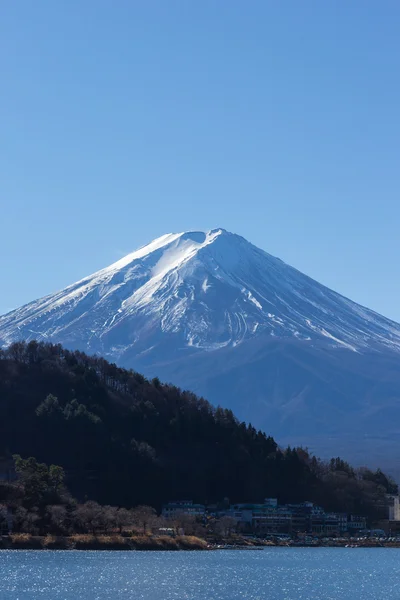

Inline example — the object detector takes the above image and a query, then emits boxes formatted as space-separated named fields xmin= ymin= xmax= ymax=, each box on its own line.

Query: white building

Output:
xmin=386 ymin=495 xmax=400 ymax=521
xmin=162 ymin=501 xmax=205 ymax=519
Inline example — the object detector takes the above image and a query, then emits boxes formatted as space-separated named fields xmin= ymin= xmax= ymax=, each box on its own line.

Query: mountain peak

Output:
xmin=99 ymin=228 xmax=239 ymax=285
xmin=1 ymin=229 xmax=400 ymax=360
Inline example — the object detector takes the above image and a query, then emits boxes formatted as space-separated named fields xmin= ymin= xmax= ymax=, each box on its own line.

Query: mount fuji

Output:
xmin=2 ymin=228 xmax=400 ymax=467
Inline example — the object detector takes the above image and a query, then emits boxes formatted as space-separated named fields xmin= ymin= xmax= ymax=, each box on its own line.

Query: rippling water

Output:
xmin=1 ymin=548 xmax=400 ymax=599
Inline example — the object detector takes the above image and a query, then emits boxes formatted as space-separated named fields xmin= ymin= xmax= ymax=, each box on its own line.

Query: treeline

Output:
xmin=2 ymin=455 xmax=153 ymax=535
xmin=0 ymin=455 xmax=225 ymax=539
xmin=0 ymin=341 xmax=397 ymax=521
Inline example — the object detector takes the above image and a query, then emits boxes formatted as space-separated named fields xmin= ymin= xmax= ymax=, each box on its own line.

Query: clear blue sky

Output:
xmin=2 ymin=1 xmax=400 ymax=320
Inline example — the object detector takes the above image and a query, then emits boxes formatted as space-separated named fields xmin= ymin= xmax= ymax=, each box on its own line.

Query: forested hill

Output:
xmin=0 ymin=341 xmax=396 ymax=518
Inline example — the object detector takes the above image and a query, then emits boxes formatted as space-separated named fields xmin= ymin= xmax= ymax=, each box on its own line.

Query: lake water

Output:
xmin=1 ymin=548 xmax=400 ymax=599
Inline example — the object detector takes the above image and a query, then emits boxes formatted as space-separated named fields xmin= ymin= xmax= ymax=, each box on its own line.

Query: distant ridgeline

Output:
xmin=0 ymin=341 xmax=397 ymax=520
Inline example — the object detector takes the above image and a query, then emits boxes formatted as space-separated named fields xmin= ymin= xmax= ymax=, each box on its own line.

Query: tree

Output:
xmin=13 ymin=455 xmax=50 ymax=508
xmin=216 ymin=516 xmax=237 ymax=537
xmin=49 ymin=465 xmax=65 ymax=494
xmin=36 ymin=394 xmax=61 ymax=418
xmin=0 ymin=504 xmax=7 ymax=532
xmin=14 ymin=506 xmax=40 ymax=534
xmin=131 ymin=505 xmax=157 ymax=534
xmin=74 ymin=501 xmax=105 ymax=534
xmin=13 ymin=455 xmax=66 ymax=508
xmin=113 ymin=507 xmax=134 ymax=534
xmin=46 ymin=504 xmax=68 ymax=533
xmin=360 ymin=468 xmax=398 ymax=495
xmin=169 ymin=513 xmax=195 ymax=535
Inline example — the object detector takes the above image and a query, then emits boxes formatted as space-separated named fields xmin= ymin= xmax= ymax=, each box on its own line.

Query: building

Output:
xmin=221 ymin=499 xmax=292 ymax=534
xmin=347 ymin=515 xmax=367 ymax=534
xmin=162 ymin=501 xmax=205 ymax=519
xmin=286 ymin=502 xmax=315 ymax=534
xmin=329 ymin=513 xmax=348 ymax=534
xmin=219 ymin=499 xmax=345 ymax=536
xmin=240 ymin=501 xmax=354 ymax=536
xmin=253 ymin=508 xmax=292 ymax=534
xmin=310 ymin=513 xmax=343 ymax=536
xmin=386 ymin=495 xmax=400 ymax=521
xmin=157 ymin=527 xmax=175 ymax=536
xmin=376 ymin=520 xmax=400 ymax=535
xmin=165 ymin=497 xmax=370 ymax=537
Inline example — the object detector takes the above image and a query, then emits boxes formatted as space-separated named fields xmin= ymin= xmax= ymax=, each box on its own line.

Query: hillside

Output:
xmin=0 ymin=341 xmax=396 ymax=520
xmin=1 ymin=229 xmax=400 ymax=466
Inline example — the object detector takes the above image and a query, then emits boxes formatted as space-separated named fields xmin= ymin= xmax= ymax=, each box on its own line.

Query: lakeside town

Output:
xmin=161 ymin=495 xmax=400 ymax=543
xmin=2 ymin=454 xmax=400 ymax=549
xmin=3 ymin=452 xmax=400 ymax=550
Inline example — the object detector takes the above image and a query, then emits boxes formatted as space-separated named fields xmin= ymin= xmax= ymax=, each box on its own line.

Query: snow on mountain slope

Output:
xmin=1 ymin=228 xmax=400 ymax=361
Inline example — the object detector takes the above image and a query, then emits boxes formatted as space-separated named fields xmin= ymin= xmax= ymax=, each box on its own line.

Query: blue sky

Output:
xmin=1 ymin=1 xmax=400 ymax=320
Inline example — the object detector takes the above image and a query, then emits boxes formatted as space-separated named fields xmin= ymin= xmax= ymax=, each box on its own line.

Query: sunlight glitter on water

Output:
xmin=1 ymin=548 xmax=400 ymax=600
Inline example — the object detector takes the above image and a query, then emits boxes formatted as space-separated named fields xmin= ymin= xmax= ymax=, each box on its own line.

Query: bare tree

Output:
xmin=46 ymin=505 xmax=68 ymax=533
xmin=74 ymin=501 xmax=105 ymax=534
xmin=173 ymin=513 xmax=196 ymax=535
xmin=216 ymin=516 xmax=237 ymax=538
xmin=131 ymin=505 xmax=157 ymax=534
xmin=103 ymin=506 xmax=134 ymax=533
xmin=166 ymin=513 xmax=206 ymax=537
xmin=14 ymin=506 xmax=40 ymax=534
xmin=0 ymin=504 xmax=7 ymax=533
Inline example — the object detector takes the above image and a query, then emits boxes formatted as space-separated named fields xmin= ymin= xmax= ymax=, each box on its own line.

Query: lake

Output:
xmin=1 ymin=548 xmax=399 ymax=599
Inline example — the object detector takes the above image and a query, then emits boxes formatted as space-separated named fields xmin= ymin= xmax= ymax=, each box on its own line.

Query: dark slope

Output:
xmin=1 ymin=341 xmax=396 ymax=518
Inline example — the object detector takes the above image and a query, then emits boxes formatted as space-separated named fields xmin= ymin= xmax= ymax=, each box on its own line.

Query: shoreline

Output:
xmin=2 ymin=535 xmax=400 ymax=551
xmin=0 ymin=534 xmax=208 ymax=551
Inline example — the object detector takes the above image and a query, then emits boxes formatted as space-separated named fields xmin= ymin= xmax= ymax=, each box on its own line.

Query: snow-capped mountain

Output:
xmin=1 ymin=228 xmax=400 ymax=356
xmin=2 ymin=228 xmax=400 ymax=468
